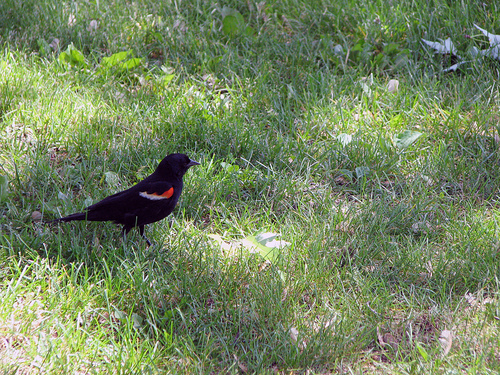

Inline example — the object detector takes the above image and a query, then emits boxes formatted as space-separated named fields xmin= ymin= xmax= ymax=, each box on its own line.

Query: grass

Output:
xmin=1 ymin=0 xmax=500 ymax=373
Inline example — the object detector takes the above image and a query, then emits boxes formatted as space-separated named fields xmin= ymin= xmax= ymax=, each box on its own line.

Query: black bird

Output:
xmin=51 ymin=153 xmax=200 ymax=245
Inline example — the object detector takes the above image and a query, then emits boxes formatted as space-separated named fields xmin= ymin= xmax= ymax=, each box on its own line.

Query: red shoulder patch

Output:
xmin=139 ymin=187 xmax=174 ymax=200
xmin=159 ymin=187 xmax=174 ymax=198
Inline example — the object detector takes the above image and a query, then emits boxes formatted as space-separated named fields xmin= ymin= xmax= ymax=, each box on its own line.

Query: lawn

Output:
xmin=1 ymin=0 xmax=500 ymax=373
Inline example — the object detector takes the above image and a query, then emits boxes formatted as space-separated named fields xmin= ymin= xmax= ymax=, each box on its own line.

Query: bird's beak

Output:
xmin=187 ymin=159 xmax=200 ymax=167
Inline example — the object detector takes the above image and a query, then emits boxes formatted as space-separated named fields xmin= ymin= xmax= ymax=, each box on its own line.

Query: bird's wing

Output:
xmin=137 ymin=182 xmax=177 ymax=201
xmin=85 ymin=181 xmax=177 ymax=210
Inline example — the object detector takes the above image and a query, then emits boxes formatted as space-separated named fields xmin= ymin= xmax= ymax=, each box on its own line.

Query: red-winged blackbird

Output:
xmin=51 ymin=153 xmax=200 ymax=245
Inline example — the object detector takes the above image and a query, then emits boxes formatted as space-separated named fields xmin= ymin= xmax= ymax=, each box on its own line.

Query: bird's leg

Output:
xmin=138 ymin=225 xmax=152 ymax=247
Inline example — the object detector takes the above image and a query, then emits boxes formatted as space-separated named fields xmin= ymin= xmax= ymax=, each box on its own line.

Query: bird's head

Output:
xmin=156 ymin=153 xmax=200 ymax=179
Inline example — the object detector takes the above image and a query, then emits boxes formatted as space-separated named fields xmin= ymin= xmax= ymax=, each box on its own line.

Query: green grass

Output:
xmin=1 ymin=0 xmax=500 ymax=373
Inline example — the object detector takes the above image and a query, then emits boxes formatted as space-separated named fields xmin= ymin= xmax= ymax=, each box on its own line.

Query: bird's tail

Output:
xmin=49 ymin=212 xmax=87 ymax=223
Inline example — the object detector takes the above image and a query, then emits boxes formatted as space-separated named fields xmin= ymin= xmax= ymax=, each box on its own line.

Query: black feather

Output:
xmin=50 ymin=153 xmax=200 ymax=245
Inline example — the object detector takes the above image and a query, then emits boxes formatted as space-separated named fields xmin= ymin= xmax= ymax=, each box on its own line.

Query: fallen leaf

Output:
xmin=68 ymin=14 xmax=76 ymax=27
xmin=290 ymin=327 xmax=299 ymax=343
xmin=333 ymin=44 xmax=344 ymax=55
xmin=113 ymin=309 xmax=127 ymax=321
xmin=254 ymin=232 xmax=290 ymax=248
xmin=387 ymin=79 xmax=399 ymax=93
xmin=442 ymin=61 xmax=469 ymax=72
xmin=394 ymin=130 xmax=423 ymax=150
xmin=377 ymin=326 xmax=399 ymax=351
xmin=49 ymin=38 xmax=60 ymax=51
xmin=411 ymin=221 xmax=432 ymax=234
xmin=208 ymin=234 xmax=236 ymax=252
xmin=87 ymin=20 xmax=98 ymax=32
xmin=474 ymin=24 xmax=500 ymax=60
xmin=464 ymin=293 xmax=476 ymax=306
xmin=422 ymin=38 xmax=459 ymax=56
xmin=438 ymin=330 xmax=453 ymax=356
xmin=355 ymin=166 xmax=370 ymax=179
xmin=289 ymin=327 xmax=306 ymax=350
xmin=132 ymin=313 xmax=143 ymax=329
xmin=104 ymin=171 xmax=120 ymax=187
xmin=31 ymin=211 xmax=42 ymax=221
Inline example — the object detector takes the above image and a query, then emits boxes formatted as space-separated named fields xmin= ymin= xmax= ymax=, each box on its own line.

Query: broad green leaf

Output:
xmin=394 ymin=130 xmax=423 ymax=150
xmin=102 ymin=51 xmax=130 ymax=67
xmin=242 ymin=235 xmax=279 ymax=263
xmin=0 ymin=175 xmax=8 ymax=202
xmin=70 ymin=48 xmax=85 ymax=64
xmin=162 ymin=74 xmax=175 ymax=85
xmin=222 ymin=15 xmax=240 ymax=36
xmin=383 ymin=42 xmax=400 ymax=55
xmin=58 ymin=44 xmax=87 ymax=68
xmin=221 ymin=7 xmax=246 ymax=37
xmin=132 ymin=313 xmax=143 ymax=329
xmin=255 ymin=232 xmax=278 ymax=245
xmin=244 ymin=26 xmax=255 ymax=36
xmin=221 ymin=6 xmax=245 ymax=22
xmin=242 ymin=232 xmax=290 ymax=263
xmin=255 ymin=232 xmax=290 ymax=248
xmin=58 ymin=51 xmax=70 ymax=63
xmin=221 ymin=162 xmax=240 ymax=173
xmin=37 ymin=39 xmax=51 ymax=56
xmin=121 ymin=57 xmax=143 ymax=70
xmin=114 ymin=309 xmax=127 ymax=320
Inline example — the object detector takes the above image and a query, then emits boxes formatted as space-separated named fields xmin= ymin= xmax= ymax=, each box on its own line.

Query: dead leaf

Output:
xmin=289 ymin=327 xmax=299 ymax=343
xmin=438 ymin=330 xmax=453 ymax=356
xmin=377 ymin=326 xmax=399 ymax=351
xmin=411 ymin=221 xmax=432 ymax=234
xmin=422 ymin=38 xmax=459 ymax=56
xmin=464 ymin=293 xmax=476 ymax=306
xmin=68 ymin=14 xmax=76 ymax=27
xmin=87 ymin=20 xmax=98 ymax=32
xmin=31 ymin=211 xmax=42 ymax=221
xmin=49 ymin=38 xmax=60 ymax=52
xmin=474 ymin=24 xmax=500 ymax=60
xmin=289 ymin=327 xmax=306 ymax=350
xmin=387 ymin=79 xmax=399 ymax=93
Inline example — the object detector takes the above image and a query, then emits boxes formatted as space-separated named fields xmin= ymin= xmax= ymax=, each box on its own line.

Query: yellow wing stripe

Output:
xmin=139 ymin=187 xmax=174 ymax=200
